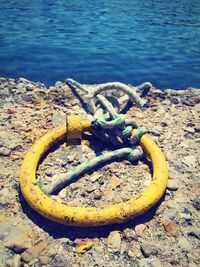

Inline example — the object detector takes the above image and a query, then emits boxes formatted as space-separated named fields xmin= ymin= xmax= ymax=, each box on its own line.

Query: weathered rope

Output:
xmin=46 ymin=146 xmax=143 ymax=194
xmin=66 ymin=78 xmax=152 ymax=109
xmin=44 ymin=79 xmax=152 ymax=194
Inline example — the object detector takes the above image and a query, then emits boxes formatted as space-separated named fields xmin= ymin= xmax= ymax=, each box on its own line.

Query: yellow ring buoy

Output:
xmin=20 ymin=118 xmax=168 ymax=227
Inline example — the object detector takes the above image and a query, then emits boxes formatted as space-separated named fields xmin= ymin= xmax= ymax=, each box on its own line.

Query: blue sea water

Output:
xmin=0 ymin=0 xmax=200 ymax=89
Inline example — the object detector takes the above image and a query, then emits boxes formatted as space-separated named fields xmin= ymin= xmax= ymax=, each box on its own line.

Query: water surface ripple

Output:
xmin=0 ymin=0 xmax=200 ymax=89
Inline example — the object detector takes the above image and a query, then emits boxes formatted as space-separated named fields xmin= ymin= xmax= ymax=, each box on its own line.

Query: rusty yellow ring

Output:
xmin=20 ymin=120 xmax=168 ymax=227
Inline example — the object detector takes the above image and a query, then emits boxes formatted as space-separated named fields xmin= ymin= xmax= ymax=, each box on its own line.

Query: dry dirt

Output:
xmin=0 ymin=77 xmax=199 ymax=267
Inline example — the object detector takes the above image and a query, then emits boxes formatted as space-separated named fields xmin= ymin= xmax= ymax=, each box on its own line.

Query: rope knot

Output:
xmin=66 ymin=79 xmax=151 ymax=148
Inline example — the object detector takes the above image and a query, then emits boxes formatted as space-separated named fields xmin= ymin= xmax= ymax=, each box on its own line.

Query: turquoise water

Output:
xmin=0 ymin=0 xmax=200 ymax=89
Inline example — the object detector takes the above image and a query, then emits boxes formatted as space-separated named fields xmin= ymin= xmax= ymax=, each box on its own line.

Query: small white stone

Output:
xmin=167 ymin=180 xmax=178 ymax=191
xmin=90 ymin=172 xmax=101 ymax=182
xmin=108 ymin=231 xmax=121 ymax=252
xmin=182 ymin=155 xmax=196 ymax=167
xmin=178 ymin=237 xmax=192 ymax=251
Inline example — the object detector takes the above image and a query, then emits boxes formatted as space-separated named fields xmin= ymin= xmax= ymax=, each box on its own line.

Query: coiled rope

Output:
xmin=46 ymin=79 xmax=152 ymax=194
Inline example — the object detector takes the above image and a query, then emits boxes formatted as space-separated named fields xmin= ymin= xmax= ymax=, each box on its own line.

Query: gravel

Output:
xmin=0 ymin=77 xmax=199 ymax=267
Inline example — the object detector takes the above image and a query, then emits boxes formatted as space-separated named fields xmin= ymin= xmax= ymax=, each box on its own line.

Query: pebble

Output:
xmin=192 ymin=197 xmax=200 ymax=210
xmin=171 ymin=97 xmax=179 ymax=104
xmin=103 ymin=188 xmax=114 ymax=200
xmin=161 ymin=262 xmax=173 ymax=267
xmin=188 ymin=228 xmax=200 ymax=239
xmin=76 ymin=240 xmax=94 ymax=254
xmin=66 ymin=146 xmax=82 ymax=163
xmin=162 ymin=208 xmax=177 ymax=220
xmin=70 ymin=181 xmax=81 ymax=191
xmin=44 ymin=169 xmax=54 ymax=176
xmin=135 ymin=224 xmax=146 ymax=237
xmin=188 ymin=263 xmax=198 ymax=267
xmin=140 ymin=243 xmax=159 ymax=258
xmin=68 ymin=199 xmax=81 ymax=206
xmin=178 ymin=237 xmax=192 ymax=251
xmin=127 ymin=249 xmax=135 ymax=258
xmin=149 ymin=258 xmax=162 ymax=267
xmin=108 ymin=231 xmax=121 ymax=252
xmin=120 ymin=241 xmax=127 ymax=255
xmin=55 ymin=81 xmax=63 ymax=87
xmin=162 ymin=220 xmax=178 ymax=236
xmin=179 ymin=208 xmax=192 ymax=221
xmin=90 ymin=172 xmax=101 ymax=182
xmin=52 ymin=111 xmax=66 ymax=127
xmin=0 ymin=188 xmax=10 ymax=201
xmin=167 ymin=179 xmax=178 ymax=191
xmin=184 ymin=127 xmax=195 ymax=134
xmin=39 ymin=255 xmax=50 ymax=265
xmin=138 ymin=258 xmax=161 ymax=267
xmin=6 ymin=254 xmax=21 ymax=267
xmin=25 ymin=84 xmax=35 ymax=91
xmin=51 ymin=254 xmax=72 ymax=267
xmin=58 ymin=189 xmax=67 ymax=199
xmin=21 ymin=241 xmax=48 ymax=263
xmin=7 ymin=108 xmax=17 ymax=114
xmin=127 ymin=243 xmax=141 ymax=258
xmin=110 ymin=176 xmax=123 ymax=188
xmin=0 ymin=131 xmax=19 ymax=150
xmin=166 ymin=200 xmax=179 ymax=209
xmin=93 ymin=193 xmax=102 ymax=200
xmin=17 ymin=85 xmax=26 ymax=94
xmin=138 ymin=259 xmax=149 ymax=267
xmin=0 ymin=222 xmax=11 ymax=240
xmin=182 ymin=155 xmax=196 ymax=167
xmin=123 ymin=228 xmax=136 ymax=240
xmin=86 ymin=185 xmax=97 ymax=193
xmin=5 ymin=231 xmax=32 ymax=253
xmin=0 ymin=147 xmax=11 ymax=156
xmin=18 ymin=77 xmax=29 ymax=83
xmin=74 ymin=238 xmax=89 ymax=247
xmin=179 ymin=212 xmax=192 ymax=221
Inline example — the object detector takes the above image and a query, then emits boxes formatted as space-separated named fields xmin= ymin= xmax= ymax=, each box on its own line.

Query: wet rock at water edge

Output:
xmin=55 ymin=81 xmax=63 ymax=87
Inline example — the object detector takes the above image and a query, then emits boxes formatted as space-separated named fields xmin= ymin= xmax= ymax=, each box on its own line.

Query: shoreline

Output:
xmin=1 ymin=76 xmax=200 ymax=91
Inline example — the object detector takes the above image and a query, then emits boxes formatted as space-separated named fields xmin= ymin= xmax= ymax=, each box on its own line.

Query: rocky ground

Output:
xmin=0 ymin=77 xmax=199 ymax=267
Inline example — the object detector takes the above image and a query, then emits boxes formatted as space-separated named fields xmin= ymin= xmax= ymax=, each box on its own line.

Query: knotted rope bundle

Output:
xmin=46 ymin=79 xmax=152 ymax=194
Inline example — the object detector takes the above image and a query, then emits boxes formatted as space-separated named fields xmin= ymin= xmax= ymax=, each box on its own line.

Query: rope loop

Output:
xmin=66 ymin=78 xmax=152 ymax=150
